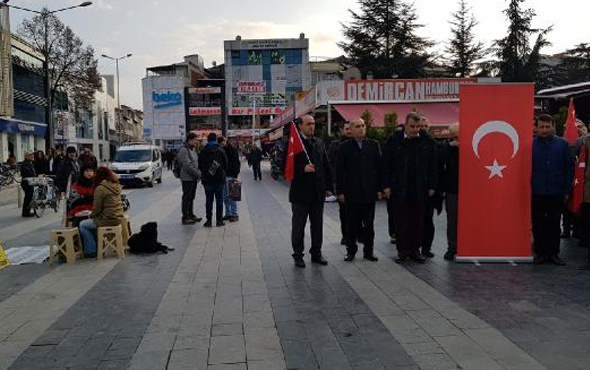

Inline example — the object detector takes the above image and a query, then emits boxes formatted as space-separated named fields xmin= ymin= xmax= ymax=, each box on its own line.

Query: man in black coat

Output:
xmin=20 ymin=151 xmax=37 ymax=217
xmin=383 ymin=112 xmax=437 ymax=264
xmin=218 ymin=136 xmax=241 ymax=222
xmin=249 ymin=145 xmax=263 ymax=181
xmin=441 ymin=123 xmax=460 ymax=260
xmin=288 ymin=114 xmax=333 ymax=268
xmin=336 ymin=118 xmax=382 ymax=262
xmin=328 ymin=122 xmax=352 ymax=245
xmin=56 ymin=146 xmax=80 ymax=195
xmin=198 ymin=132 xmax=228 ymax=227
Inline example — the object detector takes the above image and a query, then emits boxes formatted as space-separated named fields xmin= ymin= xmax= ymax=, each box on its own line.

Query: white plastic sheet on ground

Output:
xmin=5 ymin=246 xmax=49 ymax=265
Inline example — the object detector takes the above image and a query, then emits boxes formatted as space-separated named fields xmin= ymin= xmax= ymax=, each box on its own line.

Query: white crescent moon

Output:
xmin=472 ymin=121 xmax=520 ymax=159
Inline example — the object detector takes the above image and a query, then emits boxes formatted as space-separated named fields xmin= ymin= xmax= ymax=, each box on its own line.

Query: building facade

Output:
xmin=224 ymin=35 xmax=311 ymax=135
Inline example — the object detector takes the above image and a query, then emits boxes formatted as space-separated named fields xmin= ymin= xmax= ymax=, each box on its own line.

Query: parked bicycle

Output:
xmin=0 ymin=164 xmax=19 ymax=187
xmin=24 ymin=176 xmax=60 ymax=217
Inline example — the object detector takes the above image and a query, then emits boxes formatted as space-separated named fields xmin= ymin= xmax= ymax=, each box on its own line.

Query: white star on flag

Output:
xmin=485 ymin=159 xmax=507 ymax=179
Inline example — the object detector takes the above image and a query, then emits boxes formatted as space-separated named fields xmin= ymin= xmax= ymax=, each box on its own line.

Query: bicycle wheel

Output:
xmin=31 ymin=189 xmax=42 ymax=218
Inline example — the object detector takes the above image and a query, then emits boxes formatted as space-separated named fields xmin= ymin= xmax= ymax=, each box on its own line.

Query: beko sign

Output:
xmin=152 ymin=91 xmax=183 ymax=109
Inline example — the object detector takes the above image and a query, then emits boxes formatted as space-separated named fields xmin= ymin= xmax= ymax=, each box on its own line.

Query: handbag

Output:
xmin=228 ymin=179 xmax=242 ymax=201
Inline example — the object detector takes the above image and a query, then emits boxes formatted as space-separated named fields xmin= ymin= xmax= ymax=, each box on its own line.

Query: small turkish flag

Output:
xmin=568 ymin=145 xmax=587 ymax=214
xmin=284 ymin=122 xmax=305 ymax=182
xmin=563 ymin=99 xmax=578 ymax=144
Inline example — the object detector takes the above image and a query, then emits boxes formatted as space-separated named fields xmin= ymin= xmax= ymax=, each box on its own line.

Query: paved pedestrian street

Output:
xmin=1 ymin=165 xmax=589 ymax=370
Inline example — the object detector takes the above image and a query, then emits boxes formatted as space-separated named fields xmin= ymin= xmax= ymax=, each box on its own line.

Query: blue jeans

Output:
xmin=224 ymin=177 xmax=238 ymax=217
xmin=79 ymin=218 xmax=97 ymax=255
xmin=204 ymin=182 xmax=225 ymax=222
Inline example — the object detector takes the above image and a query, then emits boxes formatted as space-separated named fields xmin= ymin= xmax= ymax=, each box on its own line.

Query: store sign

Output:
xmin=189 ymin=107 xmax=222 ymax=116
xmin=229 ymin=107 xmax=283 ymax=116
xmin=227 ymin=129 xmax=270 ymax=138
xmin=237 ymin=81 xmax=266 ymax=95
xmin=152 ymin=91 xmax=183 ymax=109
xmin=191 ymin=129 xmax=222 ymax=140
xmin=17 ymin=123 xmax=34 ymax=132
xmin=317 ymin=80 xmax=345 ymax=105
xmin=295 ymin=86 xmax=317 ymax=117
xmin=271 ymin=105 xmax=295 ymax=128
xmin=188 ymin=87 xmax=221 ymax=94
xmin=345 ymin=78 xmax=476 ymax=101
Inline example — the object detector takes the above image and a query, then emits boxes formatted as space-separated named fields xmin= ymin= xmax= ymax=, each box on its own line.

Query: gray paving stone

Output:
xmin=208 ymin=335 xmax=245 ymax=365
xmin=167 ymin=348 xmax=208 ymax=370
xmin=211 ymin=323 xmax=243 ymax=337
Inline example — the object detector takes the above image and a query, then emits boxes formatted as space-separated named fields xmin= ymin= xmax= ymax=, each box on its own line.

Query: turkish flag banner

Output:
xmin=284 ymin=122 xmax=305 ymax=181
xmin=568 ymin=145 xmax=587 ymax=214
xmin=457 ymin=84 xmax=534 ymax=262
xmin=563 ymin=99 xmax=578 ymax=144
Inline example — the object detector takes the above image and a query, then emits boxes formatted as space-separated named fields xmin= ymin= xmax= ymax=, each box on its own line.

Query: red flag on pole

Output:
xmin=457 ymin=84 xmax=534 ymax=262
xmin=568 ymin=146 xmax=587 ymax=214
xmin=563 ymin=99 xmax=578 ymax=144
xmin=284 ymin=122 xmax=305 ymax=181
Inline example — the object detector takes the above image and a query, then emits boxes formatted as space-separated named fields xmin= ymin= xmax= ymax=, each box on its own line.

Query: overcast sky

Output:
xmin=7 ymin=0 xmax=590 ymax=109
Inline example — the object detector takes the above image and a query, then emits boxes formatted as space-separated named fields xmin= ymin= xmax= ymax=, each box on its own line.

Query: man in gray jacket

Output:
xmin=178 ymin=132 xmax=202 ymax=225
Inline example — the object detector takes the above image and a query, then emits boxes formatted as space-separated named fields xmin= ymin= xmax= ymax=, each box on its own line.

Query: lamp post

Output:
xmin=101 ymin=53 xmax=132 ymax=147
xmin=2 ymin=1 xmax=93 ymax=151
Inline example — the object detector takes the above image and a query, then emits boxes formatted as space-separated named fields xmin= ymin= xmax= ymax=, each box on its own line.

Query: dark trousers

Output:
xmin=253 ymin=162 xmax=262 ymax=180
xmin=291 ymin=202 xmax=324 ymax=259
xmin=338 ymin=200 xmax=348 ymax=241
xmin=581 ymin=204 xmax=590 ymax=257
xmin=562 ymin=209 xmax=574 ymax=234
xmin=386 ymin=198 xmax=396 ymax=237
xmin=22 ymin=185 xmax=33 ymax=216
xmin=532 ymin=195 xmax=564 ymax=258
xmin=394 ymin=200 xmax=426 ymax=257
xmin=421 ymin=199 xmax=435 ymax=253
xmin=181 ymin=181 xmax=198 ymax=219
xmin=445 ymin=193 xmax=458 ymax=253
xmin=346 ymin=203 xmax=376 ymax=257
xmin=204 ymin=182 xmax=225 ymax=221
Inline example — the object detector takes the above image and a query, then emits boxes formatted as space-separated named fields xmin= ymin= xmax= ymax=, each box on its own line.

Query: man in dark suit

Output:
xmin=288 ymin=114 xmax=333 ymax=268
xmin=328 ymin=122 xmax=351 ymax=245
xmin=383 ymin=112 xmax=437 ymax=264
xmin=336 ymin=118 xmax=382 ymax=262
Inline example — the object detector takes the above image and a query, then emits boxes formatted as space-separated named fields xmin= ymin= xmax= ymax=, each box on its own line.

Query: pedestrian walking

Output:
xmin=287 ymin=115 xmax=333 ymax=268
xmin=383 ymin=112 xmax=437 ymax=264
xmin=20 ymin=151 xmax=36 ymax=217
xmin=78 ymin=147 xmax=98 ymax=169
xmin=34 ymin=150 xmax=50 ymax=175
xmin=249 ymin=145 xmax=263 ymax=180
xmin=336 ymin=118 xmax=382 ymax=262
xmin=328 ymin=122 xmax=352 ymax=245
xmin=441 ymin=123 xmax=460 ymax=261
xmin=532 ymin=114 xmax=575 ymax=265
xmin=49 ymin=148 xmax=64 ymax=175
xmin=218 ymin=137 xmax=240 ymax=222
xmin=56 ymin=146 xmax=80 ymax=195
xmin=198 ymin=132 xmax=228 ymax=227
xmin=177 ymin=132 xmax=202 ymax=225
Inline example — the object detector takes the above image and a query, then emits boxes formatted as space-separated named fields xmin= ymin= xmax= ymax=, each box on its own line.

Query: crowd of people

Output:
xmin=285 ymin=112 xmax=590 ymax=269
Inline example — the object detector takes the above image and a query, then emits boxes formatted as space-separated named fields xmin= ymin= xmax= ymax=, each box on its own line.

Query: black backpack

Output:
xmin=172 ymin=157 xmax=181 ymax=178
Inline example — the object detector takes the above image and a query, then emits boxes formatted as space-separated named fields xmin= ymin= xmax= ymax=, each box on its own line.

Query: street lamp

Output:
xmin=1 ymin=1 xmax=93 ymax=151
xmin=101 ymin=53 xmax=132 ymax=146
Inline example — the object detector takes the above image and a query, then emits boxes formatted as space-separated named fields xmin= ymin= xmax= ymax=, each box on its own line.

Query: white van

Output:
xmin=111 ymin=143 xmax=163 ymax=187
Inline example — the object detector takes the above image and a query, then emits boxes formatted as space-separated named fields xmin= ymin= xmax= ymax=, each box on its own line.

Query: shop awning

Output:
xmin=333 ymin=102 xmax=460 ymax=126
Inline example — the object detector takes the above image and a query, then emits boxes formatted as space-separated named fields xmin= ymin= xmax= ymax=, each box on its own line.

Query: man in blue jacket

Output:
xmin=532 ymin=114 xmax=575 ymax=265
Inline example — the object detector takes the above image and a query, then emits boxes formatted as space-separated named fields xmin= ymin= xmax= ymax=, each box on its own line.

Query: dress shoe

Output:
xmin=294 ymin=259 xmax=306 ymax=268
xmin=344 ymin=254 xmax=355 ymax=262
xmin=363 ymin=255 xmax=378 ymax=262
xmin=311 ymin=256 xmax=328 ymax=265
xmin=222 ymin=215 xmax=232 ymax=221
xmin=549 ymin=255 xmax=566 ymax=266
xmin=203 ymin=220 xmax=212 ymax=228
xmin=229 ymin=216 xmax=239 ymax=222
xmin=340 ymin=238 xmax=347 ymax=245
xmin=395 ymin=255 xmax=408 ymax=264
xmin=533 ymin=256 xmax=546 ymax=265
xmin=216 ymin=221 xmax=225 ymax=227
xmin=443 ymin=251 xmax=455 ymax=261
xmin=182 ymin=218 xmax=196 ymax=225
xmin=422 ymin=251 xmax=435 ymax=258
xmin=190 ymin=215 xmax=202 ymax=222
xmin=410 ymin=253 xmax=426 ymax=264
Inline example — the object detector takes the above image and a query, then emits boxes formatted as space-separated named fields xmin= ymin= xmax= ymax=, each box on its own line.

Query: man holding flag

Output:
xmin=285 ymin=114 xmax=333 ymax=268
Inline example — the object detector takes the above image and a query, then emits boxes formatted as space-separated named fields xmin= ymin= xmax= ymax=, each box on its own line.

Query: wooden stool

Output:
xmin=97 ymin=225 xmax=125 ymax=260
xmin=49 ymin=228 xmax=84 ymax=265
xmin=121 ymin=215 xmax=132 ymax=247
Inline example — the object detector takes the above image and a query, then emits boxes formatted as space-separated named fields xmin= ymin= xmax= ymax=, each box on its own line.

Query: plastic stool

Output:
xmin=97 ymin=225 xmax=125 ymax=260
xmin=49 ymin=228 xmax=84 ymax=264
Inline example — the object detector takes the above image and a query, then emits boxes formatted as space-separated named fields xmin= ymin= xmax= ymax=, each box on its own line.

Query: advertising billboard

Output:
xmin=142 ymin=76 xmax=186 ymax=140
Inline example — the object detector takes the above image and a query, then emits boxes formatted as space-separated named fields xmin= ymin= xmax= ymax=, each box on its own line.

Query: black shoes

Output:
xmin=222 ymin=215 xmax=232 ymax=221
xmin=549 ymin=255 xmax=566 ymax=266
xmin=190 ymin=215 xmax=202 ymax=222
xmin=533 ymin=256 xmax=546 ymax=265
xmin=364 ymin=255 xmax=378 ymax=262
xmin=311 ymin=256 xmax=328 ymax=265
xmin=422 ymin=251 xmax=435 ymax=258
xmin=410 ymin=253 xmax=426 ymax=264
xmin=395 ymin=255 xmax=409 ymax=264
xmin=444 ymin=251 xmax=456 ymax=261
xmin=182 ymin=218 xmax=196 ymax=225
xmin=203 ymin=220 xmax=212 ymax=228
xmin=294 ymin=258 xmax=306 ymax=268
xmin=229 ymin=216 xmax=239 ymax=222
xmin=216 ymin=221 xmax=225 ymax=227
xmin=344 ymin=254 xmax=355 ymax=262
xmin=534 ymin=256 xmax=566 ymax=266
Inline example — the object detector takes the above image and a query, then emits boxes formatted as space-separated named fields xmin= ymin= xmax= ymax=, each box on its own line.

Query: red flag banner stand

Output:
xmin=284 ymin=122 xmax=310 ymax=182
xmin=457 ymin=84 xmax=534 ymax=263
xmin=563 ymin=99 xmax=578 ymax=145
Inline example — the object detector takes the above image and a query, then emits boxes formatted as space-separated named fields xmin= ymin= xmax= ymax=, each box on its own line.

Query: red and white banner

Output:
xmin=188 ymin=107 xmax=222 ymax=116
xmin=237 ymin=81 xmax=266 ymax=95
xmin=229 ymin=107 xmax=283 ymax=116
xmin=345 ymin=78 xmax=476 ymax=101
xmin=190 ymin=129 xmax=222 ymax=140
xmin=457 ymin=84 xmax=534 ymax=262
xmin=188 ymin=87 xmax=221 ymax=94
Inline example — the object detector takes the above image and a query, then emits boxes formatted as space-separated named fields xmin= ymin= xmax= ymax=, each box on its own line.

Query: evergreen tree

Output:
xmin=492 ymin=0 xmax=552 ymax=84
xmin=563 ymin=43 xmax=590 ymax=82
xmin=445 ymin=0 xmax=484 ymax=77
xmin=339 ymin=0 xmax=432 ymax=79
